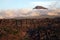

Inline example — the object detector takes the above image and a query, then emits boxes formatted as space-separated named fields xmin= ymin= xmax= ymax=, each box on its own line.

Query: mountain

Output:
xmin=33 ymin=6 xmax=47 ymax=9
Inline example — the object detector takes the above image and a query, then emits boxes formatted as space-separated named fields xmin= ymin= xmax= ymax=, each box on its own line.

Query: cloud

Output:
xmin=0 ymin=9 xmax=60 ymax=19
xmin=18 ymin=8 xmax=32 ymax=15
xmin=4 ymin=10 xmax=13 ymax=17
xmin=0 ymin=16 xmax=4 ymax=19
xmin=31 ymin=1 xmax=57 ymax=8
xmin=48 ymin=12 xmax=58 ymax=16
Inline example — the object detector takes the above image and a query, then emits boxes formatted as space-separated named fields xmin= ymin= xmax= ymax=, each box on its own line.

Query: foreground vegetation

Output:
xmin=0 ymin=17 xmax=60 ymax=40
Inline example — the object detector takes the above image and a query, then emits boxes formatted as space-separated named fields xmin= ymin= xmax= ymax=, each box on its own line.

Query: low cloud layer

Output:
xmin=0 ymin=9 xmax=60 ymax=19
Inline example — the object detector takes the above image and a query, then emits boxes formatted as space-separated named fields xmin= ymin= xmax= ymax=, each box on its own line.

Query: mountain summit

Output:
xmin=33 ymin=6 xmax=47 ymax=9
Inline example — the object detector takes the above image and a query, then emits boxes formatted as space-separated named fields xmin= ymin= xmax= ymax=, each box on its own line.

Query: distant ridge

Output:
xmin=33 ymin=6 xmax=47 ymax=9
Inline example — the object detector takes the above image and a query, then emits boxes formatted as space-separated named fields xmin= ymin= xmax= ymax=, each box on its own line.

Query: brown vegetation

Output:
xmin=0 ymin=17 xmax=60 ymax=40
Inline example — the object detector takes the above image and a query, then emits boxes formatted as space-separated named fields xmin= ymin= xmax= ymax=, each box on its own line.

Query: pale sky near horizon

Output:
xmin=0 ymin=0 xmax=60 ymax=9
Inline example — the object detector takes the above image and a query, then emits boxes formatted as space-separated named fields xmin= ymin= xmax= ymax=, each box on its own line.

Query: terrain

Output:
xmin=0 ymin=17 xmax=60 ymax=40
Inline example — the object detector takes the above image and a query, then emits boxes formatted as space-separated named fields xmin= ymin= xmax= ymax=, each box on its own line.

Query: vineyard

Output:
xmin=0 ymin=18 xmax=60 ymax=40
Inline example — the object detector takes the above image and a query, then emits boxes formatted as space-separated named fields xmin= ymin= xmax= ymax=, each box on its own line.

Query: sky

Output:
xmin=0 ymin=0 xmax=60 ymax=9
